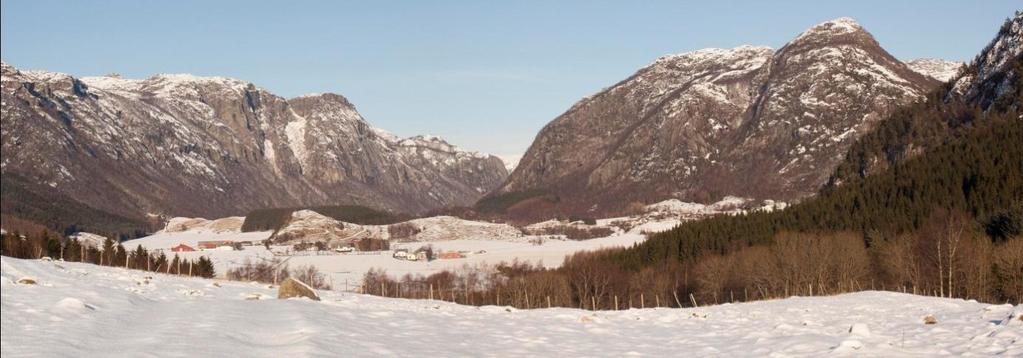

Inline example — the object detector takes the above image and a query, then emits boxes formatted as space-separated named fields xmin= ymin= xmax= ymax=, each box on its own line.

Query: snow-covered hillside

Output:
xmin=905 ymin=58 xmax=964 ymax=82
xmin=2 ymin=257 xmax=1019 ymax=357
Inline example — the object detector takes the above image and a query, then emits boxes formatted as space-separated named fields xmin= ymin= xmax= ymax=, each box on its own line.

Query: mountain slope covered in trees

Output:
xmin=365 ymin=13 xmax=1023 ymax=308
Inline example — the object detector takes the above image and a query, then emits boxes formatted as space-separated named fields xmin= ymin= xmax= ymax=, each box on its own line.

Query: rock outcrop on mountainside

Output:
xmin=490 ymin=18 xmax=946 ymax=219
xmin=0 ymin=65 xmax=508 ymax=230
xmin=828 ymin=12 xmax=1023 ymax=188
xmin=905 ymin=58 xmax=964 ymax=82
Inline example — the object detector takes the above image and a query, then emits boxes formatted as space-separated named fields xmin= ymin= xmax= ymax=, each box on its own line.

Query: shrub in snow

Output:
xmin=923 ymin=315 xmax=938 ymax=324
xmin=848 ymin=323 xmax=870 ymax=337
xmin=278 ymin=278 xmax=320 ymax=301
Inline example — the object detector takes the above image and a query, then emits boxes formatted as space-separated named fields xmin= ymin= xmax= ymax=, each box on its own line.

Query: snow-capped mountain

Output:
xmin=0 ymin=64 xmax=508 ymax=221
xmin=905 ymin=58 xmax=964 ymax=82
xmin=494 ymin=18 xmax=943 ymax=217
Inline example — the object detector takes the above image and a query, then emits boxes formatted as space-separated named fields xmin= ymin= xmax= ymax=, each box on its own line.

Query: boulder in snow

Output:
xmin=278 ymin=278 xmax=320 ymax=301
xmin=17 ymin=277 xmax=37 ymax=285
xmin=923 ymin=314 xmax=938 ymax=325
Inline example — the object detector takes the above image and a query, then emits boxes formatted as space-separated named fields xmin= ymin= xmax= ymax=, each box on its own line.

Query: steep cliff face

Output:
xmin=494 ymin=18 xmax=942 ymax=218
xmin=0 ymin=64 xmax=508 ymax=224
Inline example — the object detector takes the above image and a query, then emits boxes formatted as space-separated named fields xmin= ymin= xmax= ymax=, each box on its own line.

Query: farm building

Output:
xmin=197 ymin=240 xmax=236 ymax=250
xmin=437 ymin=251 xmax=465 ymax=260
xmin=170 ymin=244 xmax=195 ymax=252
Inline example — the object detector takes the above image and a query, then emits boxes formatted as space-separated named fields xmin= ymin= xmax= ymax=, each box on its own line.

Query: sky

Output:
xmin=1 ymin=1 xmax=1019 ymax=161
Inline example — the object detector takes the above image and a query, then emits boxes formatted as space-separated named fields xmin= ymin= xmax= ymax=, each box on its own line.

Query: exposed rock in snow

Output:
xmin=277 ymin=278 xmax=320 ymax=301
xmin=160 ymin=217 xmax=245 ymax=234
xmin=272 ymin=210 xmax=350 ymax=243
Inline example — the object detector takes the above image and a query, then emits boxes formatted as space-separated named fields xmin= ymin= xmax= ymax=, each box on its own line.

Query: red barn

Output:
xmin=171 ymin=244 xmax=196 ymax=252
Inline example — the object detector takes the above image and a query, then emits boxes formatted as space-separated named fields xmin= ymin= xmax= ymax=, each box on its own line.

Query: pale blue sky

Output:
xmin=1 ymin=1 xmax=1018 ymax=159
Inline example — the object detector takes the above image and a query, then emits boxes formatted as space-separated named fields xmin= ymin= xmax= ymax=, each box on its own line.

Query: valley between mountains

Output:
xmin=2 ymin=9 xmax=1023 ymax=358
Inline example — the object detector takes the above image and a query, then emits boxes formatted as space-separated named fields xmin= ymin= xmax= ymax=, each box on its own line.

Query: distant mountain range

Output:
xmin=488 ymin=17 xmax=965 ymax=219
xmin=0 ymin=64 xmax=508 ymax=232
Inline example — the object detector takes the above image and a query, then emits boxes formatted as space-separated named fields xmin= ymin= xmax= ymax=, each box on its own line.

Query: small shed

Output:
xmin=171 ymin=244 xmax=196 ymax=252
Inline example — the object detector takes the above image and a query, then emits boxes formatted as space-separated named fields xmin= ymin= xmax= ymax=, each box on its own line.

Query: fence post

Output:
xmin=430 ymin=284 xmax=434 ymax=300
xmin=591 ymin=296 xmax=596 ymax=311
xmin=614 ymin=295 xmax=619 ymax=311
xmin=641 ymin=293 xmax=645 ymax=309
xmin=547 ymin=296 xmax=551 ymax=309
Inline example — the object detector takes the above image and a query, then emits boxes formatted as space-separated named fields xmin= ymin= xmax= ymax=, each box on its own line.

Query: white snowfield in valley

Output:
xmin=126 ymin=218 xmax=672 ymax=288
xmin=118 ymin=197 xmax=782 ymax=287
xmin=2 ymin=257 xmax=1020 ymax=357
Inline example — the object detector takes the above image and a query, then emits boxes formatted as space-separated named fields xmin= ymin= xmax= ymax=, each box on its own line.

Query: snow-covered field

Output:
xmin=117 ymin=211 xmax=683 ymax=288
xmin=126 ymin=222 xmax=669 ymax=288
xmin=2 ymin=257 xmax=1019 ymax=357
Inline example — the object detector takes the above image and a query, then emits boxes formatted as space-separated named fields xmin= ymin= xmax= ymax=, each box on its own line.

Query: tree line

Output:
xmin=1 ymin=231 xmax=215 ymax=278
xmin=359 ymin=109 xmax=1023 ymax=308
xmin=361 ymin=218 xmax=1021 ymax=310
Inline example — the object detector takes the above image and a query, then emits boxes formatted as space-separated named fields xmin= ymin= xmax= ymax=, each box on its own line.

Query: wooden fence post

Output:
xmin=614 ymin=295 xmax=619 ymax=311
xmin=546 ymin=296 xmax=551 ymax=309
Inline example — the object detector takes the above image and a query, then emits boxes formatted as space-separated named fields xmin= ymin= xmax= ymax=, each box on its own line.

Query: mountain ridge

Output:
xmin=490 ymin=17 xmax=946 ymax=220
xmin=0 ymin=62 xmax=508 ymax=232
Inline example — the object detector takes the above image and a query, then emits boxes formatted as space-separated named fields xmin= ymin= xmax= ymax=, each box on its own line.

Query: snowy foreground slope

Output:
xmin=2 ymin=257 xmax=1020 ymax=357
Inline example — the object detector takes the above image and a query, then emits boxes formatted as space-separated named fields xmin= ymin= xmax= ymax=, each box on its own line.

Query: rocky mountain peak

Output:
xmin=951 ymin=12 xmax=1023 ymax=105
xmin=790 ymin=17 xmax=867 ymax=43
xmin=493 ymin=16 xmax=944 ymax=219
